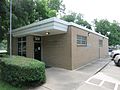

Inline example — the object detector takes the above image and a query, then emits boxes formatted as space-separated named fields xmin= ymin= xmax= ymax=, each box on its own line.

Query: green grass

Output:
xmin=0 ymin=56 xmax=25 ymax=90
xmin=0 ymin=80 xmax=22 ymax=90
xmin=0 ymin=71 xmax=23 ymax=90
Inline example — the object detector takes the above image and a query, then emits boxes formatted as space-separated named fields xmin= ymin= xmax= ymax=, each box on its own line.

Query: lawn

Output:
xmin=0 ymin=80 xmax=22 ymax=90
xmin=0 ymin=56 xmax=23 ymax=90
xmin=0 ymin=71 xmax=23 ymax=90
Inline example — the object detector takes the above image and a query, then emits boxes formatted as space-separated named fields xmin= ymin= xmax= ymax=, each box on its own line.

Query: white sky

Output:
xmin=63 ymin=0 xmax=120 ymax=23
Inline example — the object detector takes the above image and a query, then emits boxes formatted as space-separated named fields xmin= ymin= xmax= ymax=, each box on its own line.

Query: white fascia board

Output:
xmin=13 ymin=26 xmax=53 ymax=37
xmin=13 ymin=23 xmax=54 ymax=36
xmin=13 ymin=17 xmax=68 ymax=32
xmin=12 ymin=17 xmax=68 ymax=37
xmin=13 ymin=17 xmax=55 ymax=32
xmin=53 ymin=22 xmax=68 ymax=31
xmin=68 ymin=22 xmax=108 ymax=39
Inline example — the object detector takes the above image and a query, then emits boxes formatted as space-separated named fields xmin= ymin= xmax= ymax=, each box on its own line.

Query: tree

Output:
xmin=0 ymin=0 xmax=65 ymax=43
xmin=61 ymin=12 xmax=76 ymax=22
xmin=109 ymin=21 xmax=120 ymax=45
xmin=75 ymin=13 xmax=91 ymax=29
xmin=61 ymin=12 xmax=92 ymax=29
xmin=48 ymin=0 xmax=65 ymax=14
xmin=94 ymin=19 xmax=111 ymax=35
xmin=94 ymin=19 xmax=120 ymax=45
xmin=0 ymin=0 xmax=8 ymax=42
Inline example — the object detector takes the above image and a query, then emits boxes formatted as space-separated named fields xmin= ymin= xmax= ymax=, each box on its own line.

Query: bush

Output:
xmin=0 ymin=56 xmax=46 ymax=87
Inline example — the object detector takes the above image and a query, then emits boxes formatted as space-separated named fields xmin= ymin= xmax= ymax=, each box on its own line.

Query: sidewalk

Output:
xmin=76 ymin=58 xmax=111 ymax=76
xmin=28 ymin=57 xmax=111 ymax=90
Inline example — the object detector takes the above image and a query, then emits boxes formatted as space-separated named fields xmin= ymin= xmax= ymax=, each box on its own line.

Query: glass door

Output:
xmin=34 ymin=36 xmax=41 ymax=60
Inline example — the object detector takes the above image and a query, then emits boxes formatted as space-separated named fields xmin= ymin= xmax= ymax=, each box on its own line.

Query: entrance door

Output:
xmin=34 ymin=43 xmax=41 ymax=60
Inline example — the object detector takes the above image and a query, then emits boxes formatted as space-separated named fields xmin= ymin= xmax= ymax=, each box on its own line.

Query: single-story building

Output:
xmin=11 ymin=17 xmax=108 ymax=70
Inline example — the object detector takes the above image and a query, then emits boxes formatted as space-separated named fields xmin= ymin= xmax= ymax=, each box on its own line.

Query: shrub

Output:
xmin=0 ymin=56 xmax=46 ymax=87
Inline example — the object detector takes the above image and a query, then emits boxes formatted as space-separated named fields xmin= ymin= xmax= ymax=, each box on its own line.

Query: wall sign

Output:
xmin=34 ymin=36 xmax=41 ymax=41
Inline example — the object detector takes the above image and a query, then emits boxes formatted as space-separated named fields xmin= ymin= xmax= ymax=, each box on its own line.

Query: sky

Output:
xmin=63 ymin=0 xmax=120 ymax=23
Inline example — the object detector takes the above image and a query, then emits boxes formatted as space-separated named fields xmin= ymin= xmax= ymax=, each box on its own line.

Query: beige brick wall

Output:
xmin=42 ymin=29 xmax=72 ymax=69
xmin=26 ymin=36 xmax=34 ymax=58
xmin=70 ymin=26 xmax=108 ymax=69
xmin=99 ymin=38 xmax=108 ymax=58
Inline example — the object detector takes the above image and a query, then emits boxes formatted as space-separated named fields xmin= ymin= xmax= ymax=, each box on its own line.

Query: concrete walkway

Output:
xmin=28 ymin=58 xmax=111 ymax=90
xmin=76 ymin=58 xmax=111 ymax=76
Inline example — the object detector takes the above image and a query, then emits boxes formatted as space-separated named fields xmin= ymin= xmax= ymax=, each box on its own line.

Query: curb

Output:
xmin=93 ymin=60 xmax=111 ymax=75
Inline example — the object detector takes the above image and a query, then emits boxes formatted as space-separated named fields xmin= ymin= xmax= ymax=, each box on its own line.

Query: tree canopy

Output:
xmin=0 ymin=0 xmax=8 ymax=42
xmin=94 ymin=19 xmax=120 ymax=45
xmin=0 ymin=0 xmax=65 ymax=43
xmin=61 ymin=12 xmax=92 ymax=29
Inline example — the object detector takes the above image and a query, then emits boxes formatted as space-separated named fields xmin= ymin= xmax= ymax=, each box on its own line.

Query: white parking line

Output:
xmin=85 ymin=72 xmax=120 ymax=90
xmin=85 ymin=81 xmax=99 ymax=86
xmin=99 ymin=80 xmax=105 ymax=86
xmin=114 ymin=83 xmax=118 ymax=90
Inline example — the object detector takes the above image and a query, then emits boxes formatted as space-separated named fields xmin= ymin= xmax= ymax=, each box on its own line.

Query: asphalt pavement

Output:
xmin=77 ymin=61 xmax=120 ymax=90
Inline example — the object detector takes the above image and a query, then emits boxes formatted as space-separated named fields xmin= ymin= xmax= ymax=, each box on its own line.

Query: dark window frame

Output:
xmin=18 ymin=37 xmax=26 ymax=57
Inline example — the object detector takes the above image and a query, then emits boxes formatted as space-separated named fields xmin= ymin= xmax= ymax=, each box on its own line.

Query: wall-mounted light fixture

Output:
xmin=107 ymin=32 xmax=110 ymax=35
xmin=88 ymin=32 xmax=91 ymax=36
xmin=45 ymin=32 xmax=50 ymax=35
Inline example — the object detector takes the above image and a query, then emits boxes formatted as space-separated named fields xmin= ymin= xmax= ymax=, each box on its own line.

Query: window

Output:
xmin=99 ymin=40 xmax=103 ymax=47
xmin=18 ymin=37 xmax=26 ymax=57
xmin=77 ymin=35 xmax=87 ymax=46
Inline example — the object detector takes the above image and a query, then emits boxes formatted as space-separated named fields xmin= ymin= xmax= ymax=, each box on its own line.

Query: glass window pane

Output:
xmin=18 ymin=43 xmax=21 ymax=52
xmin=18 ymin=52 xmax=21 ymax=56
xmin=22 ymin=37 xmax=26 ymax=41
xmin=22 ymin=42 xmax=26 ymax=50
xmin=22 ymin=52 xmax=26 ymax=57
xmin=18 ymin=37 xmax=26 ymax=56
xmin=77 ymin=35 xmax=87 ymax=45
xmin=18 ymin=38 xmax=21 ymax=41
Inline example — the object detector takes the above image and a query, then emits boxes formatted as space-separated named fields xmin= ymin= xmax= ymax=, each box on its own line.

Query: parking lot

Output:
xmin=77 ymin=61 xmax=120 ymax=90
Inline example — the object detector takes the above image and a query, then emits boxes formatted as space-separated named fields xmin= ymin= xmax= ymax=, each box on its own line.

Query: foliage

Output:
xmin=0 ymin=55 xmax=22 ymax=90
xmin=48 ymin=0 xmax=65 ymax=14
xmin=0 ymin=80 xmax=22 ymax=90
xmin=61 ymin=12 xmax=76 ymax=22
xmin=0 ymin=40 xmax=7 ymax=50
xmin=94 ymin=19 xmax=111 ymax=35
xmin=11 ymin=0 xmax=65 ymax=28
xmin=0 ymin=0 xmax=65 ymax=43
xmin=0 ymin=56 xmax=46 ymax=87
xmin=94 ymin=19 xmax=120 ymax=45
xmin=61 ymin=12 xmax=92 ymax=29
xmin=0 ymin=0 xmax=8 ymax=42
